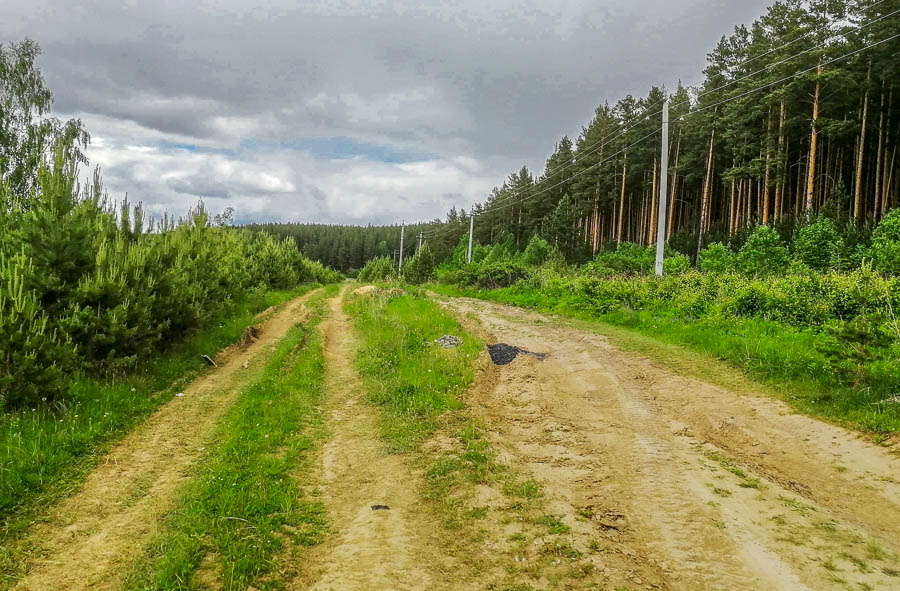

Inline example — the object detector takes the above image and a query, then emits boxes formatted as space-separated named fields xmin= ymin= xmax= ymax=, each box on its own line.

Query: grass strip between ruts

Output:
xmin=124 ymin=286 xmax=337 ymax=590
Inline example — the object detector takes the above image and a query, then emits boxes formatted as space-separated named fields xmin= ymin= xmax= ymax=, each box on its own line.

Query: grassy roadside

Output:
xmin=0 ymin=285 xmax=322 ymax=585
xmin=124 ymin=285 xmax=337 ymax=591
xmin=345 ymin=288 xmax=481 ymax=452
xmin=346 ymin=288 xmax=609 ymax=589
xmin=428 ymin=283 xmax=900 ymax=438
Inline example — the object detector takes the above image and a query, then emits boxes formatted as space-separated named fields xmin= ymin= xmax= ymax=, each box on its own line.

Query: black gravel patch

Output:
xmin=487 ymin=343 xmax=548 ymax=366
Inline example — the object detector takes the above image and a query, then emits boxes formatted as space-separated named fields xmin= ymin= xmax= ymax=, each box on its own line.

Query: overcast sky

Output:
xmin=3 ymin=0 xmax=772 ymax=225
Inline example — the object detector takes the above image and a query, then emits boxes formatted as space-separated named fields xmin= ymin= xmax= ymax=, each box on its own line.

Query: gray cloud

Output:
xmin=2 ymin=0 xmax=772 ymax=224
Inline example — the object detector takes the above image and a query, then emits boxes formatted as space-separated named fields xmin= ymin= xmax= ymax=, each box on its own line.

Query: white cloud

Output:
xmin=1 ymin=0 xmax=774 ymax=224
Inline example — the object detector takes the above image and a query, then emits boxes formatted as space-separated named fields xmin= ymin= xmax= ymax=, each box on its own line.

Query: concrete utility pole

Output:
xmin=467 ymin=215 xmax=475 ymax=263
xmin=418 ymin=232 xmax=423 ymax=252
xmin=398 ymin=224 xmax=405 ymax=270
xmin=655 ymin=100 xmax=670 ymax=277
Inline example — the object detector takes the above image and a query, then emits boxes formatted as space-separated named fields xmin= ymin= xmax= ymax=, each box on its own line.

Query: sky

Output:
xmin=2 ymin=0 xmax=772 ymax=225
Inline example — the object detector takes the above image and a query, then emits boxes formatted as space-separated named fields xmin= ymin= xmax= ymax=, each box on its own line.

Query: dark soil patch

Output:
xmin=487 ymin=343 xmax=547 ymax=366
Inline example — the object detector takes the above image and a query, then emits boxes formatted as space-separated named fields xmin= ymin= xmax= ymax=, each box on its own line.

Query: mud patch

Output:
xmin=487 ymin=343 xmax=547 ymax=365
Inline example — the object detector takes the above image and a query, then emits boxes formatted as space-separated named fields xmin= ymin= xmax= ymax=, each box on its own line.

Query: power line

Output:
xmin=463 ymin=5 xmax=897 ymax=217
xmin=422 ymin=126 xmax=664 ymax=243
xmin=691 ymin=30 xmax=900 ymax=116
xmin=423 ymin=27 xmax=899 ymax=244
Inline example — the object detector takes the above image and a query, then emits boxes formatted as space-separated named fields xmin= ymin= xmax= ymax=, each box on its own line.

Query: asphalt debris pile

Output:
xmin=487 ymin=343 xmax=548 ymax=366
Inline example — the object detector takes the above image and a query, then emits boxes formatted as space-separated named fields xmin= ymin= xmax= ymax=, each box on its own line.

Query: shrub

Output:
xmin=358 ymin=256 xmax=396 ymax=282
xmin=736 ymin=226 xmax=790 ymax=276
xmin=0 ymin=254 xmax=70 ymax=408
xmin=663 ymin=252 xmax=692 ymax=275
xmin=871 ymin=209 xmax=900 ymax=275
xmin=0 ymin=153 xmax=337 ymax=408
xmin=590 ymin=243 xmax=654 ymax=275
xmin=699 ymin=243 xmax=734 ymax=273
xmin=401 ymin=244 xmax=437 ymax=284
xmin=793 ymin=217 xmax=844 ymax=272
xmin=522 ymin=235 xmax=552 ymax=266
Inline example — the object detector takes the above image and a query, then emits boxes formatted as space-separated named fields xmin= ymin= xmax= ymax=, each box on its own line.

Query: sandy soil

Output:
xmin=12 ymin=287 xmax=900 ymax=591
xmin=288 ymin=289 xmax=457 ymax=591
xmin=439 ymin=296 xmax=900 ymax=591
xmin=12 ymin=291 xmax=319 ymax=591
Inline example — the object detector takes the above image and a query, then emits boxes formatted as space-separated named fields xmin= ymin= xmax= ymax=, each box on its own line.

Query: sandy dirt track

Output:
xmin=441 ymin=296 xmax=900 ymax=591
xmin=12 ymin=291 xmax=318 ymax=591
xmin=289 ymin=289 xmax=453 ymax=591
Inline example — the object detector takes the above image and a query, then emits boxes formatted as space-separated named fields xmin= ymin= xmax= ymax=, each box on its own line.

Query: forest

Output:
xmin=259 ymin=0 xmax=900 ymax=270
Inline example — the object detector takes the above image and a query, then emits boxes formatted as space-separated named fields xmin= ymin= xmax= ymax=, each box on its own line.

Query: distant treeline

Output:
xmin=242 ymin=222 xmax=443 ymax=272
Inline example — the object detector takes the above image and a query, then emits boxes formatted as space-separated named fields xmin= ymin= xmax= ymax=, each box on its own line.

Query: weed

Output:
xmin=346 ymin=291 xmax=481 ymax=452
xmin=708 ymin=485 xmax=732 ymax=498
xmin=779 ymin=495 xmax=815 ymax=516
xmin=537 ymin=515 xmax=571 ymax=535
xmin=0 ymin=287 xmax=318 ymax=586
xmin=124 ymin=300 xmax=330 ymax=590
xmin=505 ymin=478 xmax=543 ymax=500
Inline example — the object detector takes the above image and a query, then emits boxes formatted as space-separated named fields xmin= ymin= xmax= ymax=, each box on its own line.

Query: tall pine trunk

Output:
xmin=874 ymin=81 xmax=886 ymax=220
xmin=617 ymin=154 xmax=627 ymax=244
xmin=805 ymin=57 xmax=823 ymax=216
xmin=775 ymin=101 xmax=787 ymax=222
xmin=667 ymin=126 xmax=682 ymax=240
xmin=763 ymin=107 xmax=774 ymax=225
xmin=882 ymin=89 xmax=894 ymax=218
xmin=697 ymin=125 xmax=716 ymax=260
xmin=649 ymin=158 xmax=658 ymax=245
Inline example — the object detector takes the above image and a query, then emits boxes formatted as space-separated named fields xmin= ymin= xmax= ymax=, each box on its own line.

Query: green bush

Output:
xmin=589 ymin=242 xmax=654 ymax=275
xmin=0 ymin=254 xmax=70 ymax=408
xmin=0 ymin=151 xmax=337 ymax=409
xmin=663 ymin=252 xmax=692 ymax=275
xmin=358 ymin=256 xmax=396 ymax=282
xmin=871 ymin=209 xmax=900 ymax=275
xmin=522 ymin=235 xmax=553 ymax=266
xmin=401 ymin=244 xmax=437 ymax=284
xmin=736 ymin=226 xmax=790 ymax=276
xmin=793 ymin=217 xmax=844 ymax=272
xmin=699 ymin=242 xmax=734 ymax=273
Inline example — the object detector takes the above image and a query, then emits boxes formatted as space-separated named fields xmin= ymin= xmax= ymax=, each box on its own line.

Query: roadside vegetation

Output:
xmin=425 ymin=218 xmax=900 ymax=435
xmin=345 ymin=288 xmax=480 ymax=451
xmin=125 ymin=288 xmax=336 ymax=591
xmin=346 ymin=289 xmax=620 ymax=589
xmin=0 ymin=41 xmax=341 ymax=585
xmin=0 ymin=286 xmax=319 ymax=585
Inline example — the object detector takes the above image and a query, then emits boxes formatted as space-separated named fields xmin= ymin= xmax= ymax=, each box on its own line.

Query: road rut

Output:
xmin=443 ymin=296 xmax=900 ymax=591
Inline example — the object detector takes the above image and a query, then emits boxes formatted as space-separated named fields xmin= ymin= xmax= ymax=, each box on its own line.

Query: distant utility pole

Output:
xmin=418 ymin=232 xmax=423 ymax=252
xmin=655 ymin=99 xmax=670 ymax=277
xmin=398 ymin=224 xmax=405 ymax=270
xmin=467 ymin=215 xmax=475 ymax=263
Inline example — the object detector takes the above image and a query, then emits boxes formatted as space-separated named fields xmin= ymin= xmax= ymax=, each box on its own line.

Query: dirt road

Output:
xmin=9 ymin=288 xmax=900 ymax=591
xmin=441 ymin=296 xmax=900 ymax=591
xmin=12 ymin=291 xmax=319 ymax=591
xmin=290 ymin=289 xmax=454 ymax=590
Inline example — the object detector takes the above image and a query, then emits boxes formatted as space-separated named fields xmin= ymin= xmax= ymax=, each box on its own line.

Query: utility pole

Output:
xmin=655 ymin=100 xmax=670 ymax=277
xmin=417 ymin=232 xmax=423 ymax=252
xmin=398 ymin=224 xmax=405 ymax=270
xmin=467 ymin=215 xmax=475 ymax=263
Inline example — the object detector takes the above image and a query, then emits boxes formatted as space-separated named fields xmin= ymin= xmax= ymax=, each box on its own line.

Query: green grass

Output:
xmin=0 ymin=285 xmax=319 ymax=586
xmin=345 ymin=289 xmax=482 ymax=452
xmin=124 ymin=289 xmax=334 ymax=591
xmin=428 ymin=283 xmax=900 ymax=435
